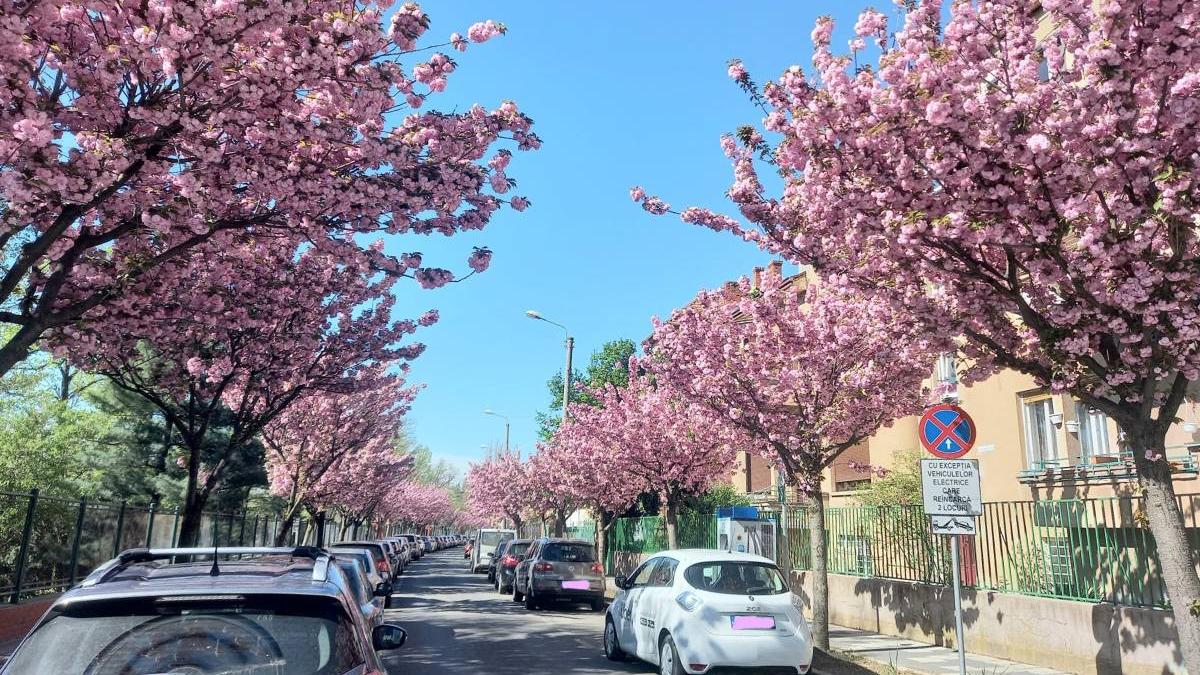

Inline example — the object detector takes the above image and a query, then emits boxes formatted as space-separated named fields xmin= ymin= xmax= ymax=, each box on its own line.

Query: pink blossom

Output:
xmin=629 ymin=186 xmax=647 ymax=202
xmin=450 ymin=32 xmax=467 ymax=51
xmin=467 ymin=20 xmax=504 ymax=43
xmin=727 ymin=60 xmax=747 ymax=82
xmin=11 ymin=115 xmax=52 ymax=147
xmin=1026 ymin=133 xmax=1051 ymax=153
xmin=414 ymin=268 xmax=454 ymax=289
xmin=925 ymin=100 xmax=951 ymax=126
xmin=510 ymin=196 xmax=530 ymax=211
xmin=467 ymin=247 xmax=492 ymax=273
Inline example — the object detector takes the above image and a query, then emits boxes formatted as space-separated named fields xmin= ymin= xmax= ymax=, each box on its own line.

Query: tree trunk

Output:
xmin=176 ymin=449 xmax=206 ymax=547
xmin=597 ymin=511 xmax=614 ymax=574
xmin=0 ymin=321 xmax=44 ymax=381
xmin=663 ymin=499 xmax=679 ymax=550
xmin=273 ymin=504 xmax=303 ymax=546
xmin=553 ymin=509 xmax=567 ymax=537
xmin=1130 ymin=425 xmax=1200 ymax=673
xmin=807 ymin=492 xmax=829 ymax=651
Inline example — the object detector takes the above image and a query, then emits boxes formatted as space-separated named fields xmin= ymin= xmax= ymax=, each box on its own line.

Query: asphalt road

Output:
xmin=379 ymin=549 xmax=653 ymax=675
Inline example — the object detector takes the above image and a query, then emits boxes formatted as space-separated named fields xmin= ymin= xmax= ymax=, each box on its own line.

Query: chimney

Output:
xmin=752 ymin=266 xmax=764 ymax=290
xmin=723 ymin=280 xmax=739 ymax=301
xmin=767 ymin=260 xmax=783 ymax=283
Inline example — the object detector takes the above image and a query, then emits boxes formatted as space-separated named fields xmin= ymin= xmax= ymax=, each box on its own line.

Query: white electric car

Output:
xmin=604 ymin=549 xmax=813 ymax=675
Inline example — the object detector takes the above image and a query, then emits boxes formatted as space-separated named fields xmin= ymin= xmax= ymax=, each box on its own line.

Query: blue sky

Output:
xmin=389 ymin=1 xmax=873 ymax=476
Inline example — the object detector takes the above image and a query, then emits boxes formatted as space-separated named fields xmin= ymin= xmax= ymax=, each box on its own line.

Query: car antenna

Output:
xmin=209 ymin=543 xmax=220 ymax=576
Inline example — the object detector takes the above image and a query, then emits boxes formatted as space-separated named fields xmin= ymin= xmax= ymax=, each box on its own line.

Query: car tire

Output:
xmin=659 ymin=635 xmax=684 ymax=675
xmin=512 ymin=582 xmax=524 ymax=603
xmin=603 ymin=618 xmax=626 ymax=662
xmin=591 ymin=598 xmax=604 ymax=612
xmin=524 ymin=587 xmax=538 ymax=611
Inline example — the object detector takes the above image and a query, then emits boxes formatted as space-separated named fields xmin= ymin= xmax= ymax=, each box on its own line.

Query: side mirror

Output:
xmin=374 ymin=582 xmax=392 ymax=598
xmin=614 ymin=574 xmax=628 ymax=590
xmin=372 ymin=624 xmax=408 ymax=651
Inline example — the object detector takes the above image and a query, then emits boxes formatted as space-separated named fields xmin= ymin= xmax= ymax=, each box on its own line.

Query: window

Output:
xmin=1023 ymin=396 xmax=1060 ymax=467
xmin=542 ymin=543 xmax=595 ymax=563
xmin=629 ymin=558 xmax=660 ymax=587
xmin=683 ymin=561 xmax=789 ymax=595
xmin=1075 ymin=403 xmax=1113 ymax=460
xmin=649 ymin=559 xmax=678 ymax=587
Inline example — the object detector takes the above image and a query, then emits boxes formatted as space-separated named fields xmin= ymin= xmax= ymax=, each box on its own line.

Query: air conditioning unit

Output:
xmin=717 ymin=507 xmax=777 ymax=560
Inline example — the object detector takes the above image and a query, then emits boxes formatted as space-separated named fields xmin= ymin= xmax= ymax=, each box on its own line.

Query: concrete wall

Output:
xmin=792 ymin=571 xmax=1184 ymax=675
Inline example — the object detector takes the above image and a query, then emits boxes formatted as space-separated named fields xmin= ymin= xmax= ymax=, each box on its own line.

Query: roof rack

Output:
xmin=80 ymin=546 xmax=334 ymax=588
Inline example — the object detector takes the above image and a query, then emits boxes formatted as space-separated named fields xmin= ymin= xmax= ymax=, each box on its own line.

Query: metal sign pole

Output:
xmin=950 ymin=534 xmax=966 ymax=675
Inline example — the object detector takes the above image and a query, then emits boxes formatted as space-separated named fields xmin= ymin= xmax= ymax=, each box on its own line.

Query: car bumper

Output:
xmin=531 ymin=579 xmax=605 ymax=600
xmin=674 ymin=632 xmax=813 ymax=674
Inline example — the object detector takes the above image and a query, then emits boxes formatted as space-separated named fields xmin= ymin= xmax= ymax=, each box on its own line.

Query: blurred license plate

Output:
xmin=731 ymin=615 xmax=775 ymax=630
xmin=561 ymin=580 xmax=589 ymax=590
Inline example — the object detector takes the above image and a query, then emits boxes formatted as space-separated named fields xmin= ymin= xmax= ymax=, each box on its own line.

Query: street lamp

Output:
xmin=483 ymin=409 xmax=511 ymax=457
xmin=525 ymin=310 xmax=574 ymax=427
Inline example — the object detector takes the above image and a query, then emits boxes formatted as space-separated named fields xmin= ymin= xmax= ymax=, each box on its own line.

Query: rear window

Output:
xmin=509 ymin=542 xmax=532 ymax=556
xmin=479 ymin=531 xmax=514 ymax=546
xmin=6 ymin=595 xmax=365 ymax=675
xmin=683 ymin=561 xmax=789 ymax=595
xmin=542 ymin=543 xmax=595 ymax=563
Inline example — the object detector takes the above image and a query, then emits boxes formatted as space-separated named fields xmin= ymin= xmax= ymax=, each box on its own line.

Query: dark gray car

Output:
xmin=0 ymin=546 xmax=407 ymax=675
xmin=512 ymin=537 xmax=606 ymax=611
xmin=493 ymin=538 xmax=533 ymax=595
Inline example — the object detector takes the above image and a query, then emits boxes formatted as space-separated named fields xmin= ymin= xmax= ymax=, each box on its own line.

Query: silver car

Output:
xmin=512 ymin=537 xmax=605 ymax=611
xmin=334 ymin=558 xmax=386 ymax=629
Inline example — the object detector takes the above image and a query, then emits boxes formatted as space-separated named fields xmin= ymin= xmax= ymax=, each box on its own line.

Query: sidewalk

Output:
xmin=827 ymin=624 xmax=1069 ymax=675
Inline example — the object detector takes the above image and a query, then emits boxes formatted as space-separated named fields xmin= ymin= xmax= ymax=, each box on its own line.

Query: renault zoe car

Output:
xmin=603 ymin=549 xmax=813 ymax=675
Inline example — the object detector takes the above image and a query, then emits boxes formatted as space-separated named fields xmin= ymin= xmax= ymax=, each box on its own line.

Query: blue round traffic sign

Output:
xmin=919 ymin=404 xmax=976 ymax=459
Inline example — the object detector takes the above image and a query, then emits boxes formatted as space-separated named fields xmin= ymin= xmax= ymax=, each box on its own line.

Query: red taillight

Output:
xmin=376 ymin=559 xmax=389 ymax=573
xmin=533 ymin=562 xmax=553 ymax=572
xmin=591 ymin=563 xmax=604 ymax=574
xmin=502 ymin=555 xmax=519 ymax=568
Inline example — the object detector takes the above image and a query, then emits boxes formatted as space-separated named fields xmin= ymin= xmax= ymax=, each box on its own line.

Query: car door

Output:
xmin=641 ymin=557 xmax=679 ymax=656
xmin=517 ymin=540 xmax=541 ymax=594
xmin=615 ymin=558 xmax=661 ymax=657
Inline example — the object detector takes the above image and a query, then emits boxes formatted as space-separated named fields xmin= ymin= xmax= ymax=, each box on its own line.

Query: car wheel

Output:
xmin=591 ymin=598 xmax=604 ymax=612
xmin=524 ymin=587 xmax=538 ymax=611
xmin=512 ymin=582 xmax=524 ymax=603
xmin=603 ymin=618 xmax=625 ymax=662
xmin=659 ymin=635 xmax=684 ymax=675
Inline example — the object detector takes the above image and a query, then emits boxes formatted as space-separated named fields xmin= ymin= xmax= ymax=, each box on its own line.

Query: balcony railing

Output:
xmin=1018 ymin=447 xmax=1198 ymax=482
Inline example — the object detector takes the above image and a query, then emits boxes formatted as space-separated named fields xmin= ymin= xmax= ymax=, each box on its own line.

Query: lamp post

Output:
xmin=483 ymin=409 xmax=511 ymax=457
xmin=525 ymin=310 xmax=574 ymax=427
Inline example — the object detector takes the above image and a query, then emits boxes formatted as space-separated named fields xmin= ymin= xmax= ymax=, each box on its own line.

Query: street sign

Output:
xmin=920 ymin=459 xmax=982 ymax=516
xmin=919 ymin=404 xmax=976 ymax=459
xmin=930 ymin=515 xmax=976 ymax=536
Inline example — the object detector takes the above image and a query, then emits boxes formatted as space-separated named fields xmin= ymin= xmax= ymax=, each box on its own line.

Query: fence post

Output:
xmin=111 ymin=500 xmax=127 ymax=559
xmin=249 ymin=516 xmax=259 ymax=546
xmin=10 ymin=489 xmax=40 ymax=604
xmin=68 ymin=496 xmax=87 ymax=588
xmin=144 ymin=502 xmax=157 ymax=547
xmin=238 ymin=512 xmax=247 ymax=546
xmin=170 ymin=507 xmax=180 ymax=547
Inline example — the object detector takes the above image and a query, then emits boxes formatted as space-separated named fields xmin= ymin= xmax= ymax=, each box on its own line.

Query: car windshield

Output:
xmin=541 ymin=543 xmax=595 ymax=563
xmin=684 ymin=561 xmax=790 ymax=595
xmin=479 ymin=531 xmax=513 ymax=546
xmin=5 ymin=595 xmax=364 ymax=675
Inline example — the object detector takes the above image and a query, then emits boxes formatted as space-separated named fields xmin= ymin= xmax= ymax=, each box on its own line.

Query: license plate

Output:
xmin=561 ymin=580 xmax=589 ymax=590
xmin=731 ymin=615 xmax=775 ymax=630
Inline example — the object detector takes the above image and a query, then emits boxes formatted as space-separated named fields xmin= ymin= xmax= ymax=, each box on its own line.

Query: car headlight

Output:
xmin=675 ymin=591 xmax=703 ymax=612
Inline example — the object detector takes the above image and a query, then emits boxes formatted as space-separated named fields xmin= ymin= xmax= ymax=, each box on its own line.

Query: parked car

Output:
xmin=421 ymin=536 xmax=435 ymax=553
xmin=396 ymin=533 xmax=423 ymax=560
xmin=331 ymin=540 xmax=396 ymax=603
xmin=493 ymin=538 xmax=533 ymax=595
xmin=331 ymin=546 xmax=388 ymax=596
xmin=512 ymin=537 xmax=605 ymax=611
xmin=464 ymin=538 xmax=474 ymax=559
xmin=470 ymin=528 xmax=515 ymax=573
xmin=1 ymin=546 xmax=407 ymax=675
xmin=603 ymin=549 xmax=813 ymax=675
xmin=334 ymin=556 xmax=386 ymax=629
xmin=379 ymin=539 xmax=405 ymax=573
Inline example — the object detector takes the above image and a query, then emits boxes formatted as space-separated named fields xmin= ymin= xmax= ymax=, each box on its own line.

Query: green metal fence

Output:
xmin=785 ymin=496 xmax=1195 ymax=609
xmin=0 ymin=489 xmax=383 ymax=603
xmin=606 ymin=511 xmax=717 ymax=572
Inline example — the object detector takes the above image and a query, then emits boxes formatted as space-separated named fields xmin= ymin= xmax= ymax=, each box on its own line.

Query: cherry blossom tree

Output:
xmin=525 ymin=441 xmax=582 ymax=537
xmin=0 ymin=0 xmax=536 ymax=377
xmin=465 ymin=451 xmax=532 ymax=530
xmin=321 ymin=442 xmax=414 ymax=539
xmin=567 ymin=361 xmax=741 ymax=550
xmin=384 ymin=481 xmax=456 ymax=531
xmin=55 ymin=238 xmax=427 ymax=545
xmin=548 ymin=419 xmax=643 ymax=566
xmin=263 ymin=365 xmax=414 ymax=545
xmin=648 ymin=275 xmax=938 ymax=649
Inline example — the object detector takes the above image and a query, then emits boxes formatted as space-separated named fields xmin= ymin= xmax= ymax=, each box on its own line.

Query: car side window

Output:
xmin=629 ymin=558 xmax=660 ymax=588
xmin=649 ymin=559 xmax=678 ymax=587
